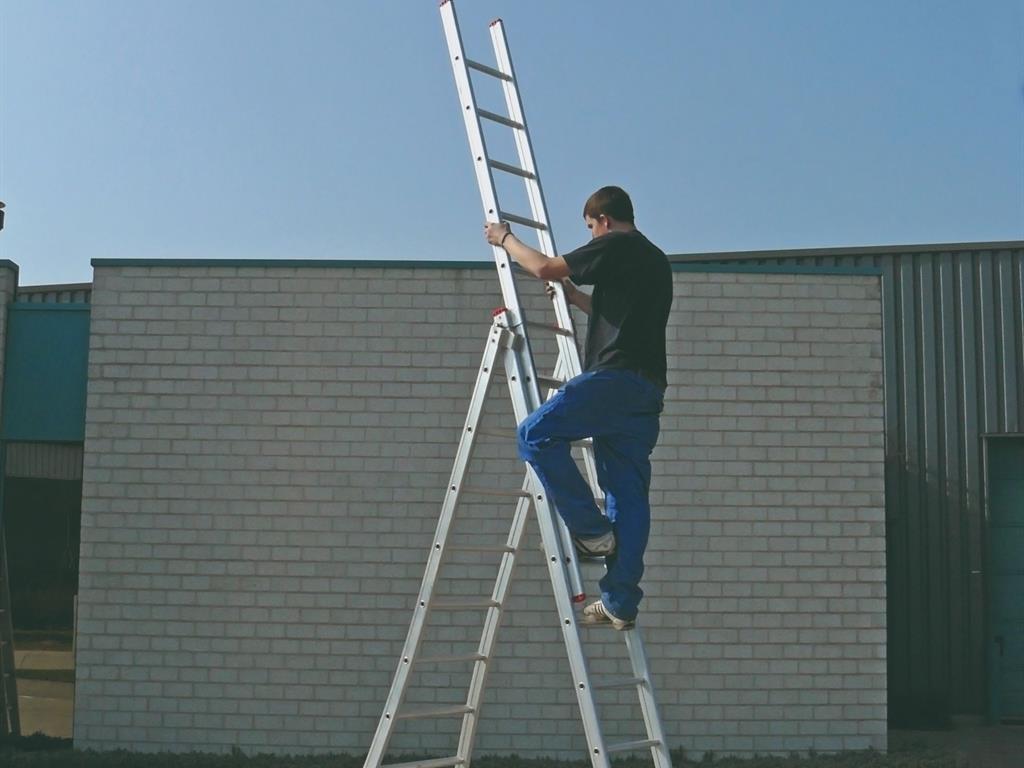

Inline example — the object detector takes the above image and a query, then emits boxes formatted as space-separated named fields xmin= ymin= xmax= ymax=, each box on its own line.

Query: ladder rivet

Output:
xmin=420 ymin=601 xmax=426 ymax=607
xmin=550 ymin=557 xmax=556 ymax=563
xmin=579 ymin=683 xmax=585 ymax=689
xmin=564 ymin=618 xmax=570 ymax=625
xmin=435 ymin=544 xmax=441 ymax=549
xmin=403 ymin=658 xmax=409 ymax=663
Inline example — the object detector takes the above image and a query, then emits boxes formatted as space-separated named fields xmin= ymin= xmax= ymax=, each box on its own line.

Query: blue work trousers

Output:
xmin=517 ymin=368 xmax=664 ymax=621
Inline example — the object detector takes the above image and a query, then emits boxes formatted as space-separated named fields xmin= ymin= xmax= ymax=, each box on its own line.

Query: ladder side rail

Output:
xmin=624 ymin=631 xmax=673 ymax=768
xmin=440 ymin=0 xmax=547 ymax=422
xmin=545 ymin=356 xmax=588 ymax=600
xmin=547 ymin=358 xmax=668 ymax=766
xmin=363 ymin=326 xmax=507 ymax=768
xmin=499 ymin=313 xmax=583 ymax=601
xmin=488 ymin=20 xmax=551 ymax=256
xmin=0 ymin=529 xmax=19 ymax=737
xmin=489 ymin=20 xmax=584 ymax=380
xmin=457 ymin=485 xmax=532 ymax=765
xmin=440 ymin=1 xmax=529 ymax=331
xmin=500 ymin=333 xmax=611 ymax=768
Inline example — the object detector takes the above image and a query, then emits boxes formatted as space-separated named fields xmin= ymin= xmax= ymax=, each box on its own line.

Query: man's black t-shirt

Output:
xmin=562 ymin=230 xmax=673 ymax=388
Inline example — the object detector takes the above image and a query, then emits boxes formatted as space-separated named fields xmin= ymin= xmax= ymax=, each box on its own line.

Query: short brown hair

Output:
xmin=583 ymin=186 xmax=634 ymax=224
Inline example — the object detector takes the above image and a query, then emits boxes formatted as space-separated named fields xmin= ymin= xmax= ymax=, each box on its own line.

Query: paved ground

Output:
xmin=14 ymin=648 xmax=74 ymax=739
xmin=10 ymin=647 xmax=1024 ymax=766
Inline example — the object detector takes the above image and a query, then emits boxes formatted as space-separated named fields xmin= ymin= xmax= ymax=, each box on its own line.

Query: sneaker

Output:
xmin=572 ymin=530 xmax=616 ymax=560
xmin=581 ymin=600 xmax=635 ymax=631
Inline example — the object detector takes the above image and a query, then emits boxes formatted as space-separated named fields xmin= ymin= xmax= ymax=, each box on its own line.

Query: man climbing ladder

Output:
xmin=484 ymin=185 xmax=672 ymax=630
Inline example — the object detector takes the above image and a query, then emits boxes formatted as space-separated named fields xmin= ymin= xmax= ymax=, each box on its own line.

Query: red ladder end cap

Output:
xmin=492 ymin=307 xmax=509 ymax=317
xmin=572 ymin=593 xmax=586 ymax=603
xmin=489 ymin=18 xmax=502 ymax=27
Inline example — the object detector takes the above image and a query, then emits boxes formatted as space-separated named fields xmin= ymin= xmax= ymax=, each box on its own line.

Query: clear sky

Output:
xmin=2 ymin=0 xmax=1022 ymax=286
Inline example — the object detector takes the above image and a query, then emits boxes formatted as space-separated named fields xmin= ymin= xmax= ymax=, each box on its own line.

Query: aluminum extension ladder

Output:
xmin=362 ymin=3 xmax=671 ymax=767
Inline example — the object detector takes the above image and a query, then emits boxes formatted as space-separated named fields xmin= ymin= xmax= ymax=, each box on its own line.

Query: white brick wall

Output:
xmin=76 ymin=263 xmax=886 ymax=758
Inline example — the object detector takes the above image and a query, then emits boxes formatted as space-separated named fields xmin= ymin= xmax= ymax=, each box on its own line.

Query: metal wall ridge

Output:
xmin=16 ymin=283 xmax=92 ymax=304
xmin=669 ymin=240 xmax=1024 ymax=263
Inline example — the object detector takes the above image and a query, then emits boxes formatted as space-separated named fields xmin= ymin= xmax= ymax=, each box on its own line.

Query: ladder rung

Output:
xmin=489 ymin=159 xmax=536 ymax=179
xmin=498 ymin=210 xmax=547 ymax=230
xmin=477 ymin=108 xmax=524 ymax=129
xmin=383 ymin=758 xmax=464 ymax=768
xmin=395 ymin=704 xmax=474 ymax=721
xmin=447 ymin=544 xmax=516 ymax=554
xmin=572 ymin=438 xmax=594 ymax=447
xmin=465 ymin=58 xmax=512 ymax=81
xmin=607 ymin=738 xmax=662 ymax=754
xmin=474 ymin=427 xmax=514 ymax=440
xmin=383 ymin=758 xmax=465 ymax=768
xmin=525 ymin=320 xmax=574 ymax=337
xmin=592 ymin=676 xmax=645 ymax=690
xmin=537 ymin=375 xmax=565 ymax=390
xmin=461 ymin=486 xmax=531 ymax=499
xmin=431 ymin=598 xmax=501 ymax=610
xmin=417 ymin=652 xmax=487 ymax=666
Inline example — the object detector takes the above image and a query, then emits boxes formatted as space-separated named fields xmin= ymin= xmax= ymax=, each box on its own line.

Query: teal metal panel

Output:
xmin=1 ymin=304 xmax=90 ymax=441
xmin=986 ymin=437 xmax=1024 ymax=721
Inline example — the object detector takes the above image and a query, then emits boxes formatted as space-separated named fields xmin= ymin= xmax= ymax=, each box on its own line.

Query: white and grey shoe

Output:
xmin=572 ymin=530 xmax=616 ymax=560
xmin=581 ymin=599 xmax=635 ymax=631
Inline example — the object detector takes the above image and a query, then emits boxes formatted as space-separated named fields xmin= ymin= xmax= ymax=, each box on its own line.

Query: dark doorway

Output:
xmin=3 ymin=443 xmax=82 ymax=630
xmin=986 ymin=435 xmax=1024 ymax=723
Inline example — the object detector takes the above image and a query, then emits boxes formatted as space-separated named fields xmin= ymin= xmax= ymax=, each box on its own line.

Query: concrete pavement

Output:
xmin=13 ymin=648 xmax=74 ymax=738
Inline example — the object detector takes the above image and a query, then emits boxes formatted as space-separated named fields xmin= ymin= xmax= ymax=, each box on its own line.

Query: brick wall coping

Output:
xmin=90 ymin=258 xmax=882 ymax=277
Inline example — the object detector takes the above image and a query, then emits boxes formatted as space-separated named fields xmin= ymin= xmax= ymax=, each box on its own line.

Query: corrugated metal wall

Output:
xmin=6 ymin=443 xmax=83 ymax=481
xmin=676 ymin=241 xmax=1024 ymax=725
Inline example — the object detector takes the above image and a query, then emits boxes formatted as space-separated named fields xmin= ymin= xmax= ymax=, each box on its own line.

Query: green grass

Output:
xmin=0 ymin=735 xmax=959 ymax=768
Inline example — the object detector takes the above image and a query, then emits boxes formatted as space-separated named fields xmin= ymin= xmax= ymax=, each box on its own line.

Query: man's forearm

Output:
xmin=502 ymin=235 xmax=549 ymax=278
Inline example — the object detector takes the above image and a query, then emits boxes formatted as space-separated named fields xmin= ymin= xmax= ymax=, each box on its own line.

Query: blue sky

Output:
xmin=2 ymin=0 xmax=1022 ymax=286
